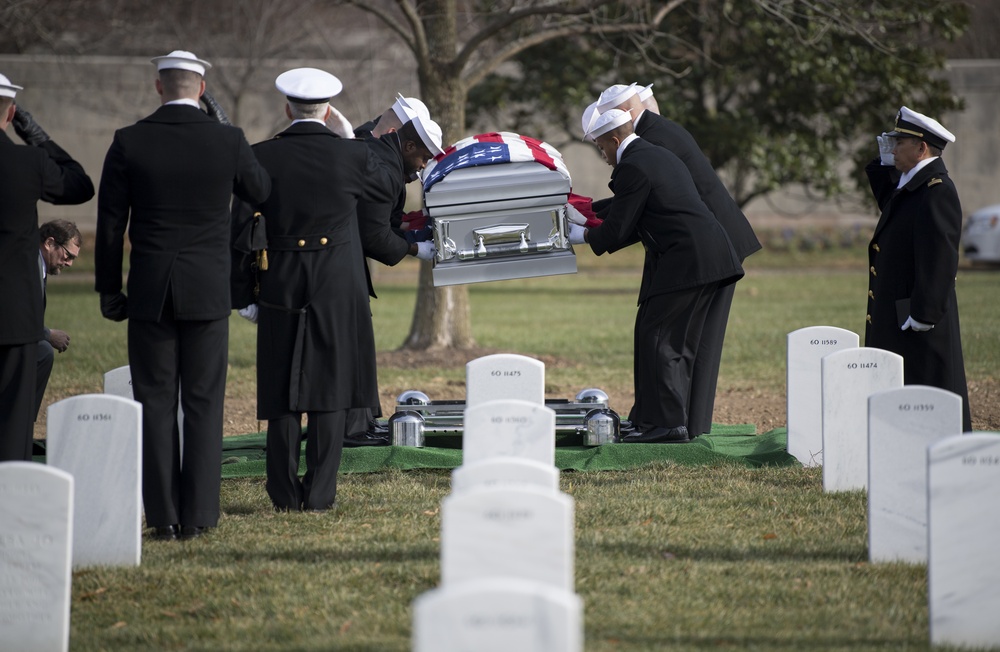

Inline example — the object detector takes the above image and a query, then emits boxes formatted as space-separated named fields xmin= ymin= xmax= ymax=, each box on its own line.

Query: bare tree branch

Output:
xmin=463 ymin=20 xmax=662 ymax=89
xmin=454 ymin=0 xmax=619 ymax=69
xmin=342 ymin=0 xmax=418 ymax=55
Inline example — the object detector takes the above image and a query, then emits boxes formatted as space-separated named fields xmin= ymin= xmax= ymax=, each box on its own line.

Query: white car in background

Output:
xmin=963 ymin=204 xmax=1000 ymax=264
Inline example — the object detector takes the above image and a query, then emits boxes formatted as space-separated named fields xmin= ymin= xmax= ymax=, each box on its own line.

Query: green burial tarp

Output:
xmin=217 ymin=426 xmax=796 ymax=479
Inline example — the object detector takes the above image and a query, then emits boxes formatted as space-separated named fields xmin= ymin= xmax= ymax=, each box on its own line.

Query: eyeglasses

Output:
xmin=58 ymin=243 xmax=78 ymax=262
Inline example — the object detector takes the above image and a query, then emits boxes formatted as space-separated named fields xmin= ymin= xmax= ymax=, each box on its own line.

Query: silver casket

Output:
xmin=422 ymin=132 xmax=577 ymax=287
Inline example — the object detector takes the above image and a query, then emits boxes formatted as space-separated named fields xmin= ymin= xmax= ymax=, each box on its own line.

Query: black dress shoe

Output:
xmin=149 ymin=525 xmax=179 ymax=541
xmin=179 ymin=526 xmax=211 ymax=540
xmin=620 ymin=426 xmax=690 ymax=444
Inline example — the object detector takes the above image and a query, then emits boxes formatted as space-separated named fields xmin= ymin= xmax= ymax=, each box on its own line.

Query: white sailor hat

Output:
xmin=150 ymin=50 xmax=212 ymax=76
xmin=0 ymin=72 xmax=23 ymax=99
xmin=276 ymin=67 xmax=343 ymax=104
xmin=638 ymin=83 xmax=654 ymax=102
xmin=411 ymin=114 xmax=444 ymax=156
xmin=886 ymin=106 xmax=955 ymax=150
xmin=596 ymin=82 xmax=638 ymax=113
xmin=586 ymin=108 xmax=632 ymax=140
xmin=581 ymin=101 xmax=600 ymax=141
xmin=391 ymin=93 xmax=430 ymax=123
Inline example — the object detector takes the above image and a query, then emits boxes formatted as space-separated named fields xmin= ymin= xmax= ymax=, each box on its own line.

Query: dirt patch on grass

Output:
xmin=218 ymin=347 xmax=1000 ymax=437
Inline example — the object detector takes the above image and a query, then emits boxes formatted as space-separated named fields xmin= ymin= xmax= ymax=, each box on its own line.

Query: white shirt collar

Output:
xmin=631 ymin=108 xmax=647 ymax=128
xmin=290 ymin=118 xmax=328 ymax=127
xmin=616 ymin=133 xmax=640 ymax=164
xmin=164 ymin=98 xmax=201 ymax=109
xmin=897 ymin=156 xmax=937 ymax=189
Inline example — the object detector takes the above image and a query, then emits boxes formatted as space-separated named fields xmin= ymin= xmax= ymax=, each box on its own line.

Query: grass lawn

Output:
xmin=32 ymin=238 xmax=1000 ymax=650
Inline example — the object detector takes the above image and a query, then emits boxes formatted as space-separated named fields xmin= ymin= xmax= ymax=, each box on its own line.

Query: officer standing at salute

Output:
xmin=571 ymin=109 xmax=743 ymax=444
xmin=95 ymin=50 xmax=271 ymax=541
xmin=1 ymin=73 xmax=94 ymax=461
xmin=866 ymin=106 xmax=972 ymax=432
xmin=231 ymin=68 xmax=402 ymax=512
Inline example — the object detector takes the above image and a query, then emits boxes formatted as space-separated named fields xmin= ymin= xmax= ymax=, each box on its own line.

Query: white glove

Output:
xmin=877 ymin=133 xmax=895 ymax=166
xmin=238 ymin=304 xmax=259 ymax=324
xmin=568 ymin=223 xmax=587 ymax=245
xmin=565 ymin=203 xmax=588 ymax=226
xmin=901 ymin=315 xmax=933 ymax=332
xmin=415 ymin=241 xmax=437 ymax=261
xmin=326 ymin=104 xmax=354 ymax=138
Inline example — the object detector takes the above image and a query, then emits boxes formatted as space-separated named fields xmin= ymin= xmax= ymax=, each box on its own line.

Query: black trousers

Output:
xmin=128 ymin=314 xmax=228 ymax=529
xmin=266 ymin=410 xmax=347 ymax=511
xmin=34 ymin=339 xmax=54 ymax=422
xmin=687 ymin=282 xmax=736 ymax=436
xmin=0 ymin=342 xmax=38 ymax=461
xmin=629 ymin=284 xmax=716 ymax=433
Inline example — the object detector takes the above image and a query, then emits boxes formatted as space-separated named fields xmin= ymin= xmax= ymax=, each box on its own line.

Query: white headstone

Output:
xmin=786 ymin=327 xmax=859 ymax=466
xmin=821 ymin=347 xmax=903 ymax=492
xmin=413 ymin=578 xmax=583 ymax=652
xmin=441 ymin=485 xmax=574 ymax=591
xmin=46 ymin=394 xmax=143 ymax=567
xmin=928 ymin=433 xmax=1000 ymax=648
xmin=103 ymin=365 xmax=134 ymax=399
xmin=868 ymin=386 xmax=962 ymax=563
xmin=452 ymin=457 xmax=560 ymax=494
xmin=466 ymin=354 xmax=545 ymax=408
xmin=463 ymin=399 xmax=556 ymax=466
xmin=0 ymin=462 xmax=74 ymax=652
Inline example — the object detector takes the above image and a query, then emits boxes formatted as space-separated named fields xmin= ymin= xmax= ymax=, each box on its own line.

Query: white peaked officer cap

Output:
xmin=275 ymin=68 xmax=343 ymax=104
xmin=586 ymin=108 xmax=632 ymax=140
xmin=638 ymin=83 xmax=654 ymax=102
xmin=150 ymin=50 xmax=212 ymax=76
xmin=0 ymin=72 xmax=23 ymax=99
xmin=391 ymin=93 xmax=431 ymax=123
xmin=581 ymin=101 xmax=600 ymax=141
xmin=412 ymin=114 xmax=444 ymax=156
xmin=886 ymin=106 xmax=956 ymax=150
xmin=596 ymin=82 xmax=638 ymax=113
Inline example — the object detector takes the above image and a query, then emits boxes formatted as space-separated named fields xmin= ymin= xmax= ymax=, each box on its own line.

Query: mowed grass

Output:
xmin=38 ymin=241 xmax=1000 ymax=651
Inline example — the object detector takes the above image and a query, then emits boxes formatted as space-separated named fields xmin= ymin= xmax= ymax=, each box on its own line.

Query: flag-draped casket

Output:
xmin=422 ymin=132 xmax=576 ymax=287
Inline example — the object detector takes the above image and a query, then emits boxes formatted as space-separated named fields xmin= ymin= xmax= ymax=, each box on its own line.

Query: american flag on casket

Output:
xmin=422 ymin=131 xmax=571 ymax=193
xmin=420 ymin=132 xmax=579 ymax=287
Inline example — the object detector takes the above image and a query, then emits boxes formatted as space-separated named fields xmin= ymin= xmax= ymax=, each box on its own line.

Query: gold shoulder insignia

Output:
xmin=927 ymin=178 xmax=943 ymax=187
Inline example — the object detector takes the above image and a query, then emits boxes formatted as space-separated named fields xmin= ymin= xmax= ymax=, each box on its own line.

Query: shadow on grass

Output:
xmin=593 ymin=540 xmax=867 ymax=563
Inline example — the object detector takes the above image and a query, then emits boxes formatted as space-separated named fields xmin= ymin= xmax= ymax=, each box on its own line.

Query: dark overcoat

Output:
xmin=237 ymin=122 xmax=398 ymax=418
xmin=865 ymin=157 xmax=971 ymax=430
xmin=586 ymin=137 xmax=744 ymax=303
xmin=94 ymin=104 xmax=271 ymax=320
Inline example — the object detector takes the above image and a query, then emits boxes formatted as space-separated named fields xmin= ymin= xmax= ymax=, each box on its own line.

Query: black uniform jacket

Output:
xmin=235 ymin=121 xmax=398 ymax=417
xmin=633 ymin=110 xmax=761 ymax=262
xmin=865 ymin=157 xmax=969 ymax=411
xmin=1 ymin=131 xmax=94 ymax=345
xmin=356 ymin=127 xmax=411 ymax=298
xmin=586 ymin=138 xmax=744 ymax=304
xmin=95 ymin=104 xmax=271 ymax=321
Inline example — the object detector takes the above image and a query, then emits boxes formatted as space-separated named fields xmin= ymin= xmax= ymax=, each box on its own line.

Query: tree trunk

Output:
xmin=400 ymin=0 xmax=477 ymax=351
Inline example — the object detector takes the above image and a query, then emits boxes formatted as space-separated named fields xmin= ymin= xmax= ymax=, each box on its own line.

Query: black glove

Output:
xmin=200 ymin=91 xmax=232 ymax=126
xmin=100 ymin=292 xmax=129 ymax=322
xmin=12 ymin=106 xmax=51 ymax=146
